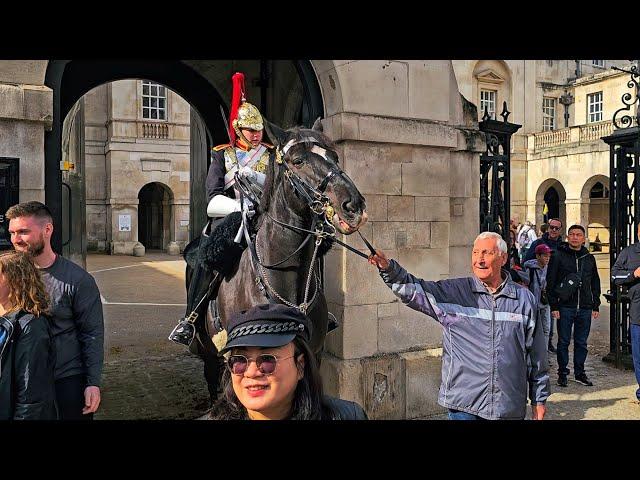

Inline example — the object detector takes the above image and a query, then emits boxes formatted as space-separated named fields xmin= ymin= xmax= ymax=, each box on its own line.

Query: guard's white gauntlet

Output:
xmin=207 ymin=195 xmax=241 ymax=217
xmin=238 ymin=165 xmax=266 ymax=187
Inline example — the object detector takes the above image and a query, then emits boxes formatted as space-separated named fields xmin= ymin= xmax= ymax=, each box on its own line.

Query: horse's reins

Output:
xmin=238 ymin=137 xmax=371 ymax=313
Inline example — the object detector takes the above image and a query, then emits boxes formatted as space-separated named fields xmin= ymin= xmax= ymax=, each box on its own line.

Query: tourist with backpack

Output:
xmin=546 ymin=225 xmax=601 ymax=388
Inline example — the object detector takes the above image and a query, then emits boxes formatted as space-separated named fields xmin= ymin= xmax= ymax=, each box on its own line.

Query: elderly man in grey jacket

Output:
xmin=369 ymin=231 xmax=550 ymax=420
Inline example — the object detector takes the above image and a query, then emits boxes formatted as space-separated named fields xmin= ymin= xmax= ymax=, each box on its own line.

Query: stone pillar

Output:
xmin=108 ymin=199 xmax=139 ymax=255
xmin=564 ymin=198 xmax=582 ymax=232
xmin=0 ymin=81 xmax=52 ymax=202
xmin=316 ymin=61 xmax=485 ymax=419
xmin=172 ymin=199 xmax=190 ymax=251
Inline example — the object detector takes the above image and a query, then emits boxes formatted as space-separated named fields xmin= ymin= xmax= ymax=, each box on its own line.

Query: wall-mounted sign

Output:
xmin=119 ymin=214 xmax=131 ymax=232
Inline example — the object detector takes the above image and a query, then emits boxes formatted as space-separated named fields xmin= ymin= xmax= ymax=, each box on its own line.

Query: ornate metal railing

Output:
xmin=612 ymin=65 xmax=640 ymax=129
xmin=478 ymin=102 xmax=521 ymax=249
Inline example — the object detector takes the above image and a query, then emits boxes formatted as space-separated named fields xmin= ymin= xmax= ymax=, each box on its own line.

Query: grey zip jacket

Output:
xmin=380 ymin=260 xmax=550 ymax=420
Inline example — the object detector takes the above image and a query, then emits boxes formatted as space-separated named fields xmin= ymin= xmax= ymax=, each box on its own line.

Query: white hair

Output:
xmin=475 ymin=231 xmax=508 ymax=254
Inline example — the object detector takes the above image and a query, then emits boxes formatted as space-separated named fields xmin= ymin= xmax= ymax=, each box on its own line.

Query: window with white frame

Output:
xmin=592 ymin=60 xmax=605 ymax=68
xmin=142 ymin=81 xmax=167 ymax=120
xmin=587 ymin=91 xmax=603 ymax=123
xmin=480 ymin=89 xmax=496 ymax=119
xmin=543 ymin=97 xmax=556 ymax=131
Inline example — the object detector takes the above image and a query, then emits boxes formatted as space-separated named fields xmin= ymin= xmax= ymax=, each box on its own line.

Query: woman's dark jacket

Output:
xmin=209 ymin=395 xmax=368 ymax=420
xmin=0 ymin=311 xmax=57 ymax=420
xmin=546 ymin=243 xmax=601 ymax=312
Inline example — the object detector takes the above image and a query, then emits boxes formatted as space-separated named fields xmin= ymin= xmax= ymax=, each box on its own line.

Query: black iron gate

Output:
xmin=601 ymin=64 xmax=640 ymax=369
xmin=478 ymin=102 xmax=522 ymax=250
xmin=0 ymin=158 xmax=19 ymax=250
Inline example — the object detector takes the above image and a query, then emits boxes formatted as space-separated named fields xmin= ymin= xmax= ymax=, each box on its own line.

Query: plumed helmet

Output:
xmin=233 ymin=101 xmax=264 ymax=133
xmin=228 ymin=72 xmax=263 ymax=144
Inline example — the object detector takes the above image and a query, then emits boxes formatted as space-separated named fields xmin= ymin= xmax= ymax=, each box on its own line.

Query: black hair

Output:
xmin=567 ymin=224 xmax=585 ymax=235
xmin=209 ymin=336 xmax=326 ymax=420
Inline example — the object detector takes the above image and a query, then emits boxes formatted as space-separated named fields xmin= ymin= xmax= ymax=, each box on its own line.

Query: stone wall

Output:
xmin=315 ymin=61 xmax=484 ymax=419
xmin=0 ymin=83 xmax=52 ymax=202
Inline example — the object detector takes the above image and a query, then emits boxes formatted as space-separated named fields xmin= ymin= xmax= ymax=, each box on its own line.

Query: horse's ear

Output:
xmin=312 ymin=117 xmax=324 ymax=133
xmin=263 ymin=119 xmax=288 ymax=147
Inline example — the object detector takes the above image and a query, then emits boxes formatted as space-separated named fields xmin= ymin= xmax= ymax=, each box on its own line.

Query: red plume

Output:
xmin=229 ymin=72 xmax=245 ymax=145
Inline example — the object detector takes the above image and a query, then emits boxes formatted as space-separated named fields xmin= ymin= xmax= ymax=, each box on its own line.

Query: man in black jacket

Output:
xmin=547 ymin=224 xmax=601 ymax=387
xmin=523 ymin=218 xmax=563 ymax=263
xmin=610 ymin=224 xmax=640 ymax=403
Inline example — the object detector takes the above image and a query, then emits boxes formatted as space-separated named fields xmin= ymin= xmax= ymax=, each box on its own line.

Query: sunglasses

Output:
xmin=549 ymin=226 xmax=561 ymax=231
xmin=227 ymin=353 xmax=295 ymax=376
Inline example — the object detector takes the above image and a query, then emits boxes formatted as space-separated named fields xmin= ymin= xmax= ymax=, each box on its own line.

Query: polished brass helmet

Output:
xmin=232 ymin=102 xmax=264 ymax=135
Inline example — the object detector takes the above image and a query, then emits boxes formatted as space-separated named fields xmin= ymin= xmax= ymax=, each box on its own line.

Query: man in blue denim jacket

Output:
xmin=369 ymin=231 xmax=550 ymax=420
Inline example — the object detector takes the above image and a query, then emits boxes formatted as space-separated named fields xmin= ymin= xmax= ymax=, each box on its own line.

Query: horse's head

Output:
xmin=263 ymin=119 xmax=367 ymax=234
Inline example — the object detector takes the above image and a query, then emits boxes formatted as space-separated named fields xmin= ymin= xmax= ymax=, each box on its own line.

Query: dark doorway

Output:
xmin=0 ymin=158 xmax=19 ymax=250
xmin=544 ymin=186 xmax=560 ymax=222
xmin=138 ymin=183 xmax=172 ymax=251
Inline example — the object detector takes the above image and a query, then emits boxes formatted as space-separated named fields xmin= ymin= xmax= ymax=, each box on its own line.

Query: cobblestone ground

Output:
xmin=90 ymin=252 xmax=639 ymax=421
xmin=95 ymin=353 xmax=211 ymax=420
xmin=88 ymin=253 xmax=211 ymax=420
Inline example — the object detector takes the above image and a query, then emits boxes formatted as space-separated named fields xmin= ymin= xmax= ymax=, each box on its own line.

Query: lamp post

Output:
xmin=559 ymin=90 xmax=574 ymax=129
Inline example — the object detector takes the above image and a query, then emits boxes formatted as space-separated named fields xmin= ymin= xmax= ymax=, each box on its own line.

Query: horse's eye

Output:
xmin=290 ymin=154 xmax=305 ymax=166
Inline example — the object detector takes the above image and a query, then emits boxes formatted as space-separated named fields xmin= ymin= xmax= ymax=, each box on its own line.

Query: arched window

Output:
xmin=589 ymin=182 xmax=609 ymax=198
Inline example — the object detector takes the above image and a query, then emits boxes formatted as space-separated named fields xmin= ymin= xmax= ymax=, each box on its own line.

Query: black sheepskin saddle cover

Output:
xmin=183 ymin=212 xmax=245 ymax=274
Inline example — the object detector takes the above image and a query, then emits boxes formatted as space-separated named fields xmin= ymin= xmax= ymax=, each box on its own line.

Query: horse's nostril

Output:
xmin=342 ymin=199 xmax=359 ymax=214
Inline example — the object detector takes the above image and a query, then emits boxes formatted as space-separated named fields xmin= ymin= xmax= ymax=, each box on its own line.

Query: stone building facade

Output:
xmin=80 ymin=80 xmax=191 ymax=255
xmin=2 ymin=59 xmax=626 ymax=419
xmin=453 ymin=60 xmax=632 ymax=248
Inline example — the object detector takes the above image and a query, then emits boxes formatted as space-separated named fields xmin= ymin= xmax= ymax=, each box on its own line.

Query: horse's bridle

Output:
xmin=278 ymin=138 xmax=354 ymax=225
xmin=237 ymin=137 xmax=351 ymax=314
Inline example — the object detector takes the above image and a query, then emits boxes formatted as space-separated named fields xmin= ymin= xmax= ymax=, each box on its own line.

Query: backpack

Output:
xmin=518 ymin=226 xmax=532 ymax=247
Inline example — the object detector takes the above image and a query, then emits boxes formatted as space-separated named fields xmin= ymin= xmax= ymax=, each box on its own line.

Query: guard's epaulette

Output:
xmin=212 ymin=143 xmax=230 ymax=152
xmin=261 ymin=142 xmax=274 ymax=149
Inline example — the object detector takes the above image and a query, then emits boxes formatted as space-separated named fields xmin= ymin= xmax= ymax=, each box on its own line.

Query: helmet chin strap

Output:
xmin=237 ymin=129 xmax=262 ymax=148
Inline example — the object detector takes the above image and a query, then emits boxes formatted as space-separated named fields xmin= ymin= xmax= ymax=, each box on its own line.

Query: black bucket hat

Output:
xmin=220 ymin=303 xmax=312 ymax=354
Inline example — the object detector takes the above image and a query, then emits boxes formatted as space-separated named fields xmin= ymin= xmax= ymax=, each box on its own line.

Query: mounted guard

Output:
xmin=171 ymin=71 xmax=369 ymax=404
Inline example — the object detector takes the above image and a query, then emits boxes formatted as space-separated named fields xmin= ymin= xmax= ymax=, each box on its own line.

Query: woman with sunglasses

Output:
xmin=0 ymin=251 xmax=57 ymax=420
xmin=209 ymin=303 xmax=367 ymax=420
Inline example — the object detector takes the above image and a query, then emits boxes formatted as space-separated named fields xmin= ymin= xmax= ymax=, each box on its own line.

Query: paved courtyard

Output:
xmin=90 ymin=252 xmax=639 ymax=420
xmin=89 ymin=252 xmax=210 ymax=420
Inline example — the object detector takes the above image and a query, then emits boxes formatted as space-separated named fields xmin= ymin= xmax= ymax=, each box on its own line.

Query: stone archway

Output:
xmin=581 ymin=174 xmax=610 ymax=250
xmin=44 ymin=60 xmax=324 ymax=255
xmin=535 ymin=178 xmax=567 ymax=233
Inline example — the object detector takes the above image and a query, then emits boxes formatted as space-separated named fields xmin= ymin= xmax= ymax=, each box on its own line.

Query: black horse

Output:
xmin=185 ymin=119 xmax=368 ymax=401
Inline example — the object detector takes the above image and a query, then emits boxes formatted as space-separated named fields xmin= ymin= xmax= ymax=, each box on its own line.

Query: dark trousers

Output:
xmin=557 ymin=307 xmax=592 ymax=377
xmin=631 ymin=323 xmax=640 ymax=401
xmin=55 ymin=375 xmax=93 ymax=421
